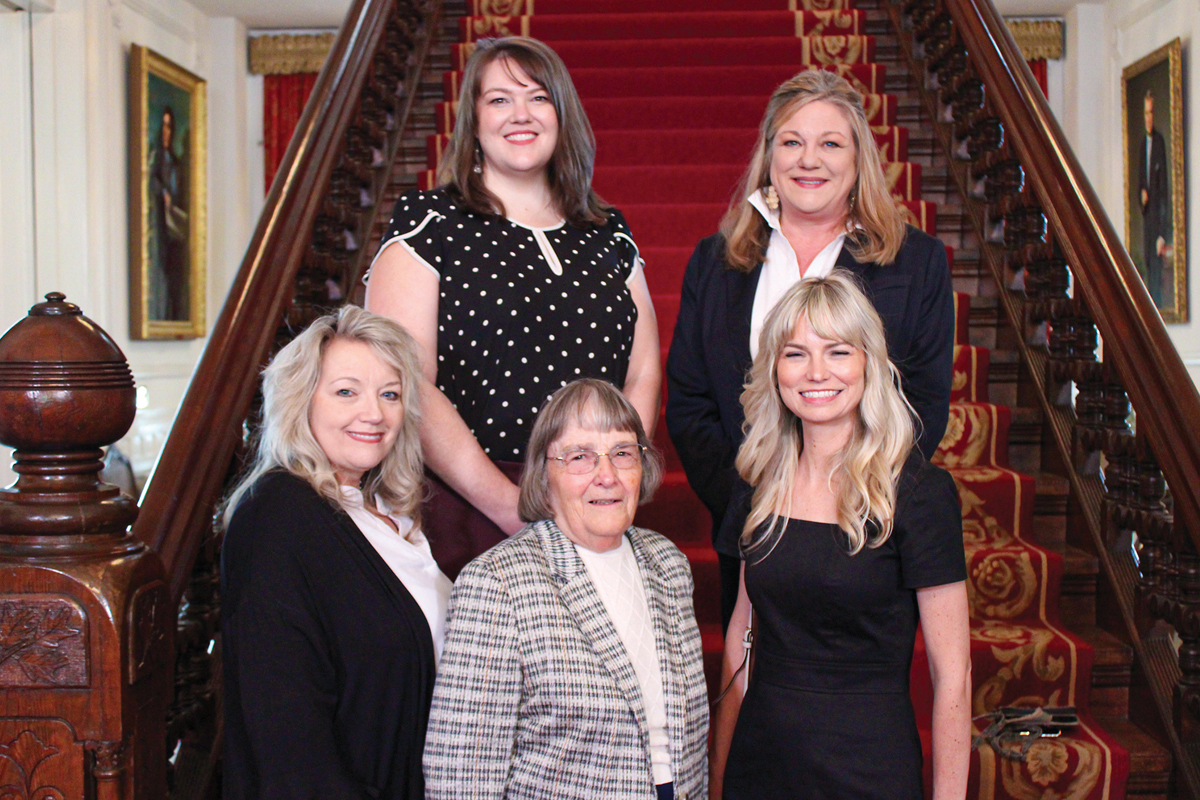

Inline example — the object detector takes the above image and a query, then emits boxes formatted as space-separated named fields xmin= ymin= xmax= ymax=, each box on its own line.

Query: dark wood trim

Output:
xmin=132 ymin=0 xmax=402 ymax=605
xmin=944 ymin=0 xmax=1200 ymax=542
xmin=887 ymin=0 xmax=1200 ymax=791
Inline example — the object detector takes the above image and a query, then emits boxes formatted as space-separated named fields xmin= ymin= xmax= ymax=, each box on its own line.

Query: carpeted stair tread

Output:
xmin=951 ymin=344 xmax=991 ymax=403
xmin=640 ymin=247 xmax=696 ymax=293
xmin=452 ymin=36 xmax=876 ymax=70
xmin=909 ymin=621 xmax=1095 ymax=720
xmin=1092 ymin=716 xmax=1171 ymax=795
xmin=633 ymin=471 xmax=711 ymax=542
xmin=653 ymin=293 xmax=681 ymax=347
xmin=622 ymin=204 xmax=729 ymax=248
xmin=914 ymin=712 xmax=1130 ymax=799
xmin=436 ymin=93 xmax=897 ymax=133
xmin=897 ymin=200 xmax=937 ymax=235
xmin=461 ymin=10 xmax=867 ymax=43
xmin=442 ymin=63 xmax=888 ymax=101
xmin=428 ymin=127 xmax=907 ymax=168
xmin=591 ymin=161 xmax=919 ymax=205
xmin=592 ymin=164 xmax=745 ymax=205
xmin=678 ymin=544 xmax=721 ymax=622
xmin=491 ymin=0 xmax=855 ymax=13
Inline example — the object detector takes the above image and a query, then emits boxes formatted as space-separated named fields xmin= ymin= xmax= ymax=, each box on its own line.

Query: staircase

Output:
xmin=388 ymin=0 xmax=1174 ymax=797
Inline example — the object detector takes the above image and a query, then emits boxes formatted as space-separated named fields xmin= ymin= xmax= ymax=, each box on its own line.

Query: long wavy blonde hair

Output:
xmin=222 ymin=306 xmax=425 ymax=527
xmin=736 ymin=271 xmax=915 ymax=558
xmin=721 ymin=69 xmax=906 ymax=272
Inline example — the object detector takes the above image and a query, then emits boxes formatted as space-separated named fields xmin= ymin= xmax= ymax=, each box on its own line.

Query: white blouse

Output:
xmin=574 ymin=536 xmax=674 ymax=785
xmin=747 ymin=188 xmax=847 ymax=360
xmin=340 ymin=486 xmax=452 ymax=661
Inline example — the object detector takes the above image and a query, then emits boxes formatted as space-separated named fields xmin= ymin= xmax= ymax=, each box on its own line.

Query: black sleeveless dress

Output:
xmin=723 ymin=452 xmax=966 ymax=800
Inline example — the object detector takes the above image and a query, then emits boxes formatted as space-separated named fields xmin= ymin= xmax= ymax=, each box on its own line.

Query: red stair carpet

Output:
xmin=420 ymin=1 xmax=1131 ymax=797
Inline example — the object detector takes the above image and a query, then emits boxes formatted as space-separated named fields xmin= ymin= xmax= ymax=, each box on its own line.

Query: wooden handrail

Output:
xmin=132 ymin=0 xmax=401 ymax=605
xmin=890 ymin=0 xmax=1200 ymax=789
xmin=946 ymin=0 xmax=1200 ymax=541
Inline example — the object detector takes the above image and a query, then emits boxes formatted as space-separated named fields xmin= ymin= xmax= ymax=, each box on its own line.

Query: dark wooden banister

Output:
xmin=133 ymin=0 xmax=399 ymax=605
xmin=946 ymin=0 xmax=1200 ymax=544
xmin=889 ymin=0 xmax=1200 ymax=789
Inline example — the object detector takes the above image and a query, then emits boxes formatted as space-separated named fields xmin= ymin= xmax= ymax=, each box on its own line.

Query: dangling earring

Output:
xmin=765 ymin=184 xmax=780 ymax=212
xmin=473 ymin=162 xmax=482 ymax=174
xmin=473 ymin=141 xmax=483 ymax=174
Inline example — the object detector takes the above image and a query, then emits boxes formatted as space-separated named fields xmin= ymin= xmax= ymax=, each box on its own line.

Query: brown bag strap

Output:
xmin=712 ymin=605 xmax=756 ymax=708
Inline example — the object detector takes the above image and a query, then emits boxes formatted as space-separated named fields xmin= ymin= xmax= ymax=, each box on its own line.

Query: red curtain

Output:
xmin=263 ymin=73 xmax=319 ymax=193
xmin=1028 ymin=58 xmax=1048 ymax=98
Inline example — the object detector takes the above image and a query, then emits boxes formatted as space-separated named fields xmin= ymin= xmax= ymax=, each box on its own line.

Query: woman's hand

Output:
xmin=366 ymin=244 xmax=523 ymax=534
xmin=710 ymin=563 xmax=752 ymax=800
xmin=918 ymin=580 xmax=971 ymax=800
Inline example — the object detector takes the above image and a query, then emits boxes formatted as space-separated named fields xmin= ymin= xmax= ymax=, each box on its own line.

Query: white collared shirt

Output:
xmin=340 ymin=486 xmax=453 ymax=661
xmin=747 ymin=189 xmax=848 ymax=359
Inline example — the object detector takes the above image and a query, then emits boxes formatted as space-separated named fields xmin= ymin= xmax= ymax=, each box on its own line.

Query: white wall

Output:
xmin=0 ymin=0 xmax=255 ymax=489
xmin=1057 ymin=0 xmax=1200 ymax=386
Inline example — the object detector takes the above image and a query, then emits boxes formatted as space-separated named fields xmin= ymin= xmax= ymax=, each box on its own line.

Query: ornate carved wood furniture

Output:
xmin=0 ymin=293 xmax=171 ymax=800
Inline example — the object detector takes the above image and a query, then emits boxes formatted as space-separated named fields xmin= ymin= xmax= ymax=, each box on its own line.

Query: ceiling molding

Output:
xmin=1004 ymin=18 xmax=1064 ymax=61
xmin=248 ymin=31 xmax=333 ymax=75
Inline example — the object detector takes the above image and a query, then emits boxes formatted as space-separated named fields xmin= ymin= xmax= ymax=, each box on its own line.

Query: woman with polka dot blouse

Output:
xmin=365 ymin=37 xmax=660 ymax=578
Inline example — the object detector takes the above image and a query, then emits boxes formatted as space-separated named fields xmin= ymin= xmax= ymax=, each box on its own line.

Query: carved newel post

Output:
xmin=0 ymin=294 xmax=171 ymax=800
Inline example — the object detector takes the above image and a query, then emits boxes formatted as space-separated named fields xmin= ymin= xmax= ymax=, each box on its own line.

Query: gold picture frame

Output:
xmin=129 ymin=44 xmax=207 ymax=339
xmin=1122 ymin=38 xmax=1187 ymax=322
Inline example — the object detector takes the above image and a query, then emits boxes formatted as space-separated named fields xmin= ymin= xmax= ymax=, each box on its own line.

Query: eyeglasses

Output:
xmin=548 ymin=445 xmax=646 ymax=474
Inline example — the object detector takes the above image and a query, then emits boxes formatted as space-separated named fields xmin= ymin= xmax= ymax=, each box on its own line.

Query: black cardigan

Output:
xmin=665 ymin=227 xmax=954 ymax=556
xmin=221 ymin=471 xmax=435 ymax=799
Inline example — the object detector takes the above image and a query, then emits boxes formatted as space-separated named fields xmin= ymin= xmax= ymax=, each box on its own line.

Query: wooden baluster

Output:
xmin=1173 ymin=534 xmax=1200 ymax=744
xmin=0 ymin=293 xmax=172 ymax=799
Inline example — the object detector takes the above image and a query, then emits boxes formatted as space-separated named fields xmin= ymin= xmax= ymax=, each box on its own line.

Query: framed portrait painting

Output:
xmin=129 ymin=44 xmax=207 ymax=339
xmin=1122 ymin=38 xmax=1187 ymax=322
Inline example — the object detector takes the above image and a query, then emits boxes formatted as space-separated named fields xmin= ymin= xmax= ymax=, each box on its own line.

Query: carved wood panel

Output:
xmin=0 ymin=719 xmax=84 ymax=800
xmin=0 ymin=597 xmax=87 ymax=689
xmin=126 ymin=581 xmax=168 ymax=686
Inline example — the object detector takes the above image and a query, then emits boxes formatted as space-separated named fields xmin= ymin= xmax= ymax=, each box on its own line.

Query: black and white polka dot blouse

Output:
xmin=368 ymin=189 xmax=642 ymax=460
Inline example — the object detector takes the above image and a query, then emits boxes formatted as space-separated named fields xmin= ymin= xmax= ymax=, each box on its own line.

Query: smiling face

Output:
xmin=308 ymin=338 xmax=405 ymax=486
xmin=475 ymin=57 xmax=559 ymax=182
xmin=768 ymin=99 xmax=858 ymax=226
xmin=775 ymin=314 xmax=866 ymax=441
xmin=546 ymin=421 xmax=643 ymax=553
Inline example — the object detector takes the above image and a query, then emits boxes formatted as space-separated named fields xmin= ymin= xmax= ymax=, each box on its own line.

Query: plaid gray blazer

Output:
xmin=424 ymin=519 xmax=709 ymax=800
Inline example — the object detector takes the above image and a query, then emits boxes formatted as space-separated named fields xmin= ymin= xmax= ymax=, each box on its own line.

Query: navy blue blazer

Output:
xmin=665 ymin=227 xmax=954 ymax=556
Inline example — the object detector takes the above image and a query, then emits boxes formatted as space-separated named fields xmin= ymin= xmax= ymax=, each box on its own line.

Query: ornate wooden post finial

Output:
xmin=0 ymin=294 xmax=170 ymax=799
xmin=0 ymin=292 xmax=138 ymax=549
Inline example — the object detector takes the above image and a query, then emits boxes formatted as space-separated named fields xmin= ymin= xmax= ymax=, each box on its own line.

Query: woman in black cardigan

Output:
xmin=221 ymin=306 xmax=449 ymax=800
xmin=666 ymin=70 xmax=955 ymax=630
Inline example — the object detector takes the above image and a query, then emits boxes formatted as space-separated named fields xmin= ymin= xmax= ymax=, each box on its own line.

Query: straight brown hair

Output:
xmin=437 ymin=37 xmax=610 ymax=228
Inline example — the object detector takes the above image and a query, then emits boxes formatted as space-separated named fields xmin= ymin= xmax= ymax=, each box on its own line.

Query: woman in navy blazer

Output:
xmin=665 ymin=70 xmax=954 ymax=629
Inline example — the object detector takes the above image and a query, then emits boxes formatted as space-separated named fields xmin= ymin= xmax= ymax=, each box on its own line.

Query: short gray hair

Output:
xmin=518 ymin=379 xmax=663 ymax=523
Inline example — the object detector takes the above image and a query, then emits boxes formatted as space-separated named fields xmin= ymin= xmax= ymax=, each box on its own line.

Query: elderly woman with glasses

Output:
xmin=424 ymin=378 xmax=708 ymax=800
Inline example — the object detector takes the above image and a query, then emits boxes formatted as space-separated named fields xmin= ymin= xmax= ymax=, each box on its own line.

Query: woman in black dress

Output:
xmin=666 ymin=69 xmax=954 ymax=629
xmin=221 ymin=306 xmax=450 ymax=799
xmin=710 ymin=272 xmax=970 ymax=800
xmin=365 ymin=37 xmax=659 ymax=577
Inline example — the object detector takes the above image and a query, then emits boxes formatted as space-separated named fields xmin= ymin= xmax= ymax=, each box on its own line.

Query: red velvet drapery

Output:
xmin=263 ymin=73 xmax=319 ymax=193
xmin=1028 ymin=58 xmax=1048 ymax=97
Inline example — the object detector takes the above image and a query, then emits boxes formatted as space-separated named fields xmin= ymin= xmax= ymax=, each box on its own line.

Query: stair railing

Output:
xmin=886 ymin=0 xmax=1200 ymax=790
xmin=129 ymin=0 xmax=442 ymax=793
